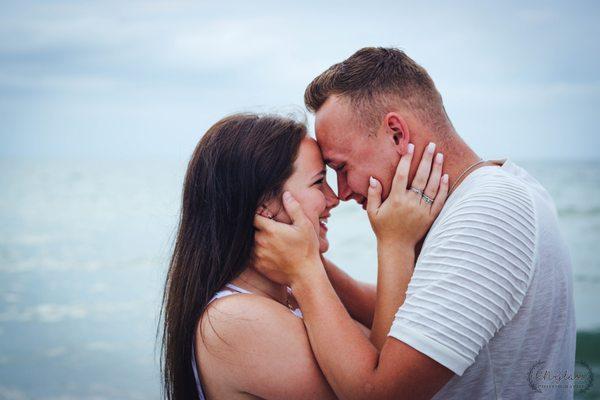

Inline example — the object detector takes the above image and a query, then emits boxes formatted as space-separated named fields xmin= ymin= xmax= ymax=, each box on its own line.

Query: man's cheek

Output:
xmin=350 ymin=176 xmax=368 ymax=198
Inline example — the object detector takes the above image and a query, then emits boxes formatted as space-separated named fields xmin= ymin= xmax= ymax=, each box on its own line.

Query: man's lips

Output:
xmin=359 ymin=198 xmax=367 ymax=210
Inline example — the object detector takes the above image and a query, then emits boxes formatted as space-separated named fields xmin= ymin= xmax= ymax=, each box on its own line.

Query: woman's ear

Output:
xmin=385 ymin=112 xmax=410 ymax=155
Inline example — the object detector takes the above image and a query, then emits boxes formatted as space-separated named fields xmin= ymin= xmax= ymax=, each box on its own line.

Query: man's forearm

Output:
xmin=292 ymin=264 xmax=382 ymax=400
xmin=321 ymin=256 xmax=376 ymax=327
xmin=369 ymin=242 xmax=414 ymax=350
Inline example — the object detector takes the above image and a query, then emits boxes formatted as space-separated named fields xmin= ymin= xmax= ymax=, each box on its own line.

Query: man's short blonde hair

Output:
xmin=304 ymin=47 xmax=450 ymax=135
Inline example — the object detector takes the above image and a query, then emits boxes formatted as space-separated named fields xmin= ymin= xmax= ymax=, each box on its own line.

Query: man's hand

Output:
xmin=253 ymin=191 xmax=323 ymax=286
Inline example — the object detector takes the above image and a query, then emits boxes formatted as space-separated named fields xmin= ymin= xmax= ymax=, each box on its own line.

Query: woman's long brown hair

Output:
xmin=159 ymin=113 xmax=306 ymax=399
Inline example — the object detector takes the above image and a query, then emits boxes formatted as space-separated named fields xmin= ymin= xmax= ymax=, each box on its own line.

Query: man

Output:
xmin=254 ymin=47 xmax=575 ymax=399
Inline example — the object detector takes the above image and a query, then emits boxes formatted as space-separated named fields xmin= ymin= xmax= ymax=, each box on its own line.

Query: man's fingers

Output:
xmin=366 ymin=176 xmax=382 ymax=216
xmin=412 ymin=142 xmax=436 ymax=191
xmin=393 ymin=142 xmax=414 ymax=192
xmin=282 ymin=191 xmax=310 ymax=226
xmin=431 ymin=174 xmax=449 ymax=216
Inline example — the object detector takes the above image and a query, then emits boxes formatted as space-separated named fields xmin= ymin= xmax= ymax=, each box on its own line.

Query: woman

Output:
xmin=159 ymin=113 xmax=445 ymax=399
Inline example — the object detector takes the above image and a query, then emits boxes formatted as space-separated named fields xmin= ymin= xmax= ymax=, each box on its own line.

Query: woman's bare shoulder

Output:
xmin=195 ymin=294 xmax=336 ymax=399
xmin=197 ymin=293 xmax=304 ymax=349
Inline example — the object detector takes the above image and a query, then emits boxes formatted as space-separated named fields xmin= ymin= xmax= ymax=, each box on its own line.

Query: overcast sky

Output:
xmin=1 ymin=0 xmax=598 ymax=160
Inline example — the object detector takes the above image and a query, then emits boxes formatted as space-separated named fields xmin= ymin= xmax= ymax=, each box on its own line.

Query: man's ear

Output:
xmin=384 ymin=112 xmax=410 ymax=155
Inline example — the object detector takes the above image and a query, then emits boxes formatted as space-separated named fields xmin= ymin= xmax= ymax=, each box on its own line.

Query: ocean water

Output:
xmin=0 ymin=158 xmax=598 ymax=399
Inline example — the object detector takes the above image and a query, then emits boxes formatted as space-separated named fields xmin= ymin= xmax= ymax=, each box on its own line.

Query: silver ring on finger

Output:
xmin=421 ymin=193 xmax=434 ymax=204
xmin=409 ymin=187 xmax=424 ymax=196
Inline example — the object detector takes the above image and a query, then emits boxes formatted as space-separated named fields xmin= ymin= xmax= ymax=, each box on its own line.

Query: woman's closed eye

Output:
xmin=313 ymin=178 xmax=324 ymax=186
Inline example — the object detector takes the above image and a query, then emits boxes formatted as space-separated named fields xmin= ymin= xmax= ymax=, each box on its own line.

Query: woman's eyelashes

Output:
xmin=313 ymin=168 xmax=328 ymax=186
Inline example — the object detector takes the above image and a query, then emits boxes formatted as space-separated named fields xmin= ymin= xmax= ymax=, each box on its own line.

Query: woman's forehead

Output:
xmin=294 ymin=137 xmax=325 ymax=175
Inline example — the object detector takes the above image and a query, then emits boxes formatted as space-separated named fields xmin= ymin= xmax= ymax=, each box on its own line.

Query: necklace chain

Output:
xmin=236 ymin=277 xmax=292 ymax=308
xmin=448 ymin=158 xmax=487 ymax=195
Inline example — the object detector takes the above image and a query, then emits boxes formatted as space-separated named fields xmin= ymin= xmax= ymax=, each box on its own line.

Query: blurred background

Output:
xmin=1 ymin=1 xmax=599 ymax=399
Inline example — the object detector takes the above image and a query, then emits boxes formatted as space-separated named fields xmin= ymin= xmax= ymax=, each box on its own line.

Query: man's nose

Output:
xmin=337 ymin=173 xmax=353 ymax=201
xmin=324 ymin=182 xmax=340 ymax=208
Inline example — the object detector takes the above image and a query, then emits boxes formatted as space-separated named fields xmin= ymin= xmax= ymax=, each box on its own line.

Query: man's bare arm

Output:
xmin=321 ymin=256 xmax=376 ymax=328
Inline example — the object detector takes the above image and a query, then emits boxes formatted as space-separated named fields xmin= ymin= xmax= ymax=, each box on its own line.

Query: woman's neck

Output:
xmin=229 ymin=266 xmax=288 ymax=305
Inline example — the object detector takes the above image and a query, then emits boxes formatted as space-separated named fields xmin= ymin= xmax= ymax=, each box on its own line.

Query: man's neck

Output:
xmin=411 ymin=133 xmax=496 ymax=196
xmin=230 ymin=266 xmax=287 ymax=305
xmin=442 ymin=143 xmax=482 ymax=195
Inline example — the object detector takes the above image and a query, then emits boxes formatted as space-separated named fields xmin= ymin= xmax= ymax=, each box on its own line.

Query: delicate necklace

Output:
xmin=448 ymin=158 xmax=488 ymax=195
xmin=265 ymin=284 xmax=294 ymax=309
xmin=285 ymin=286 xmax=295 ymax=311
xmin=236 ymin=277 xmax=292 ymax=309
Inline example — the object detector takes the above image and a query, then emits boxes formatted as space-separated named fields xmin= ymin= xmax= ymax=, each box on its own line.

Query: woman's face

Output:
xmin=263 ymin=137 xmax=339 ymax=253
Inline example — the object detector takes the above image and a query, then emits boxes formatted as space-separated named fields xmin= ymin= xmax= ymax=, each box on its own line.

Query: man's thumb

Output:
xmin=282 ymin=191 xmax=308 ymax=226
xmin=367 ymin=176 xmax=382 ymax=215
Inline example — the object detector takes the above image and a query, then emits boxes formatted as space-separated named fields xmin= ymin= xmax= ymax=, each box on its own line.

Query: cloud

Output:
xmin=0 ymin=0 xmax=599 ymax=160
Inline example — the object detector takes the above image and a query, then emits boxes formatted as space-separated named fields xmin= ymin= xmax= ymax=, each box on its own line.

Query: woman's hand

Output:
xmin=253 ymin=192 xmax=323 ymax=286
xmin=367 ymin=142 xmax=449 ymax=248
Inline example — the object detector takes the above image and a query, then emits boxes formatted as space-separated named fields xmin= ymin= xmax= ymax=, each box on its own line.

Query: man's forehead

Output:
xmin=315 ymin=127 xmax=345 ymax=160
xmin=315 ymin=96 xmax=350 ymax=131
xmin=319 ymin=140 xmax=349 ymax=166
xmin=315 ymin=96 xmax=355 ymax=156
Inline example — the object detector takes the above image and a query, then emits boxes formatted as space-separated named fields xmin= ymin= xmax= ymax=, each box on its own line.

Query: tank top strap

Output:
xmin=194 ymin=283 xmax=255 ymax=399
xmin=225 ymin=282 xmax=253 ymax=294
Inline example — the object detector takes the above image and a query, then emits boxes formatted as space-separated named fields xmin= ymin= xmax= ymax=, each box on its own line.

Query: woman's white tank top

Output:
xmin=192 ymin=283 xmax=303 ymax=399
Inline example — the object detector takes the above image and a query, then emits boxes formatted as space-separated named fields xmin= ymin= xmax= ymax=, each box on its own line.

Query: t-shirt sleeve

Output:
xmin=388 ymin=177 xmax=537 ymax=376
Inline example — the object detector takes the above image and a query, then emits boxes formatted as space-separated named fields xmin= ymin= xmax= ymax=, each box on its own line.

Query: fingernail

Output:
xmin=408 ymin=143 xmax=414 ymax=154
xmin=442 ymin=174 xmax=449 ymax=183
xmin=369 ymin=176 xmax=377 ymax=188
xmin=436 ymin=153 xmax=444 ymax=163
xmin=427 ymin=142 xmax=436 ymax=153
xmin=283 ymin=191 xmax=292 ymax=201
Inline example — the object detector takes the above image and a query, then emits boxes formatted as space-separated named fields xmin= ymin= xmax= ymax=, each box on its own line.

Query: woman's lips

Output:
xmin=319 ymin=222 xmax=328 ymax=232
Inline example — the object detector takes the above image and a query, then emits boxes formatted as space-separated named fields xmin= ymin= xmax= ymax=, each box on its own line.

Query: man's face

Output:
xmin=315 ymin=95 xmax=400 ymax=209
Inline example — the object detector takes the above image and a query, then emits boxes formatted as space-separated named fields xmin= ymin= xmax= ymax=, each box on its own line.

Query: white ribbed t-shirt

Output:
xmin=389 ymin=158 xmax=576 ymax=399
